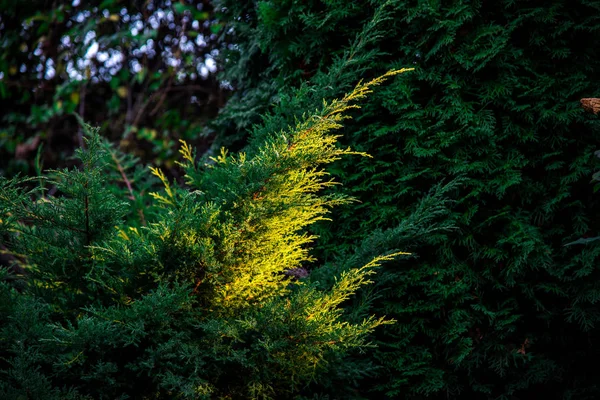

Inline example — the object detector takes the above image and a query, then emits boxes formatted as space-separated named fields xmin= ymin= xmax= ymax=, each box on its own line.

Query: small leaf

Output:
xmin=70 ymin=91 xmax=80 ymax=105
xmin=173 ymin=3 xmax=193 ymax=15
xmin=210 ymin=23 xmax=222 ymax=34
xmin=116 ymin=86 xmax=128 ymax=98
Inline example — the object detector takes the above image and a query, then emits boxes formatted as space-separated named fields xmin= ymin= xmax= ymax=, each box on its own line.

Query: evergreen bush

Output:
xmin=0 ymin=71 xmax=418 ymax=399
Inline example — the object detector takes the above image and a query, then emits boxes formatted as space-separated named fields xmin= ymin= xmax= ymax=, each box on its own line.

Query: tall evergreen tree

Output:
xmin=212 ymin=0 xmax=600 ymax=398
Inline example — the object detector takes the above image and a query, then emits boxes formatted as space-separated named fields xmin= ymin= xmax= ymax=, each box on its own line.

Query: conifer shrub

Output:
xmin=212 ymin=0 xmax=600 ymax=398
xmin=0 ymin=71 xmax=418 ymax=399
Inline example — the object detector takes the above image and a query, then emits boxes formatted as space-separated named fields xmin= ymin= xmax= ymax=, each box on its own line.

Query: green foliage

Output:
xmin=1 ymin=126 xmax=129 ymax=312
xmin=212 ymin=0 xmax=600 ymax=398
xmin=0 ymin=0 xmax=227 ymax=177
xmin=0 ymin=73 xmax=410 ymax=399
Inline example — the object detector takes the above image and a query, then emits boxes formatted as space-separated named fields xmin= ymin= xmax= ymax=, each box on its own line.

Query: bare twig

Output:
xmin=150 ymin=76 xmax=173 ymax=116
xmin=110 ymin=151 xmax=135 ymax=200
xmin=109 ymin=150 xmax=146 ymax=226
xmin=84 ymin=180 xmax=91 ymax=246
xmin=77 ymin=82 xmax=87 ymax=148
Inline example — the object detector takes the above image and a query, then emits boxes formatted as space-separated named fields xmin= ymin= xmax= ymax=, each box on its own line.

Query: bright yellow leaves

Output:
xmin=149 ymin=166 xmax=176 ymax=206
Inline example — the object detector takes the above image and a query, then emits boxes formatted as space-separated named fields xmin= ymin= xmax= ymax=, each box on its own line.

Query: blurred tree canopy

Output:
xmin=0 ymin=0 xmax=232 ymax=176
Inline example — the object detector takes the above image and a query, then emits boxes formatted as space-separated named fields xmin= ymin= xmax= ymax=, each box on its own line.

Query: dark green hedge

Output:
xmin=212 ymin=0 xmax=600 ymax=398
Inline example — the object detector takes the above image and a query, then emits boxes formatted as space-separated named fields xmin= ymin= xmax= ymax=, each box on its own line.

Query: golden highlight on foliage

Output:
xmin=153 ymin=68 xmax=414 ymax=312
xmin=148 ymin=166 xmax=176 ymax=206
xmin=0 ymin=69 xmax=415 ymax=399
xmin=345 ymin=68 xmax=414 ymax=103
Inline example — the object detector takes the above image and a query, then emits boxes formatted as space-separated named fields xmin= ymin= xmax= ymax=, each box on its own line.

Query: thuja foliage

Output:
xmin=213 ymin=0 xmax=600 ymax=398
xmin=0 ymin=71 xmax=409 ymax=399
